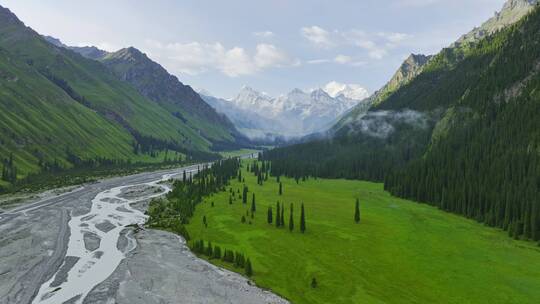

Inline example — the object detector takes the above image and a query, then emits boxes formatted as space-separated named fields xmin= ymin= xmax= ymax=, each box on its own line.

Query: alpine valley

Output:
xmin=1 ymin=1 xmax=540 ymax=304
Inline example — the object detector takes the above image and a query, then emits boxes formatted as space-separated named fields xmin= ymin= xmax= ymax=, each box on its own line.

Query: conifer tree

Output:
xmin=300 ymin=203 xmax=306 ymax=233
xmin=251 ymin=193 xmax=256 ymax=212
xmin=203 ymin=215 xmax=207 ymax=228
xmin=267 ymin=206 xmax=273 ymax=224
xmin=213 ymin=245 xmax=221 ymax=259
xmin=206 ymin=241 xmax=213 ymax=257
xmin=229 ymin=195 xmax=233 ymax=205
xmin=289 ymin=203 xmax=294 ymax=231
xmin=355 ymin=198 xmax=360 ymax=224
xmin=281 ymin=205 xmax=285 ymax=227
xmin=311 ymin=277 xmax=317 ymax=288
xmin=279 ymin=182 xmax=283 ymax=195
xmin=275 ymin=202 xmax=280 ymax=228
xmin=245 ymin=258 xmax=253 ymax=277
xmin=242 ymin=186 xmax=248 ymax=204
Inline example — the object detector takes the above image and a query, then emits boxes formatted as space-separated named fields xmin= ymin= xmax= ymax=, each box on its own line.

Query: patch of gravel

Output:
xmin=50 ymin=256 xmax=80 ymax=287
xmin=116 ymin=230 xmax=129 ymax=253
xmin=83 ymin=232 xmax=101 ymax=252
xmin=81 ymin=214 xmax=97 ymax=222
xmin=83 ymin=229 xmax=289 ymax=304
xmin=119 ymin=185 xmax=163 ymax=200
xmin=115 ymin=206 xmax=132 ymax=213
xmin=95 ymin=220 xmax=116 ymax=233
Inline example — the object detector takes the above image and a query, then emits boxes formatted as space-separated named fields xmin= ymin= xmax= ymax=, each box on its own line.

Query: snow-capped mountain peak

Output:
xmin=200 ymin=83 xmax=372 ymax=140
xmin=234 ymin=86 xmax=274 ymax=108
xmin=322 ymin=81 xmax=370 ymax=101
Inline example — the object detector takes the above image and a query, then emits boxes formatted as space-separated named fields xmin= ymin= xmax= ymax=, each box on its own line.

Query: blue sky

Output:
xmin=3 ymin=0 xmax=506 ymax=97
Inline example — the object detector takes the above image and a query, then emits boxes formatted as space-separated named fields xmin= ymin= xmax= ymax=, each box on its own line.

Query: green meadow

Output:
xmin=185 ymin=161 xmax=540 ymax=304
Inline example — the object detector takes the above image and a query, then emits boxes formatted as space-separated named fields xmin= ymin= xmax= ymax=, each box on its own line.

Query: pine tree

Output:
xmin=281 ymin=205 xmax=285 ymax=227
xmin=203 ymin=215 xmax=207 ymax=228
xmin=267 ymin=207 xmax=273 ymax=224
xmin=242 ymin=186 xmax=248 ymax=204
xmin=311 ymin=277 xmax=317 ymax=288
xmin=300 ymin=203 xmax=306 ymax=233
xmin=355 ymin=198 xmax=360 ymax=224
xmin=213 ymin=245 xmax=221 ymax=259
xmin=241 ymin=215 xmax=246 ymax=223
xmin=289 ymin=203 xmax=294 ymax=232
xmin=245 ymin=258 xmax=253 ymax=277
xmin=275 ymin=202 xmax=280 ymax=228
xmin=229 ymin=195 xmax=233 ymax=205
xmin=279 ymin=182 xmax=283 ymax=195
xmin=1 ymin=163 xmax=6 ymax=182
xmin=251 ymin=193 xmax=256 ymax=212
xmin=206 ymin=241 xmax=213 ymax=257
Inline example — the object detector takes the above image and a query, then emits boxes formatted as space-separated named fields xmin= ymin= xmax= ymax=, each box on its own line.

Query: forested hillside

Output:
xmin=264 ymin=6 xmax=540 ymax=242
xmin=0 ymin=5 xmax=244 ymax=192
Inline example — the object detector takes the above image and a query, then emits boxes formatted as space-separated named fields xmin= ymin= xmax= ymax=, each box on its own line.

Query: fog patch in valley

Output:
xmin=344 ymin=109 xmax=430 ymax=139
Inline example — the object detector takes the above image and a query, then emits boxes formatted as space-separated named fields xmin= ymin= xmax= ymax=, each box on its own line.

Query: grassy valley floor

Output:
xmin=185 ymin=161 xmax=540 ymax=304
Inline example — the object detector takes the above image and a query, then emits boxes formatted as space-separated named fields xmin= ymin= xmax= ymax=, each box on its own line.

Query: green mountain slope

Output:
xmin=43 ymin=37 xmax=247 ymax=150
xmin=100 ymin=47 xmax=247 ymax=150
xmin=264 ymin=2 xmax=540 ymax=242
xmin=0 ymin=5 xmax=240 ymax=190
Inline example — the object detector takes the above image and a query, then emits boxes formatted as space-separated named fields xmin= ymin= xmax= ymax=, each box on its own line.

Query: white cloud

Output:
xmin=341 ymin=29 xmax=410 ymax=59
xmin=253 ymin=31 xmax=275 ymax=38
xmin=301 ymin=26 xmax=334 ymax=48
xmin=380 ymin=32 xmax=411 ymax=43
xmin=254 ymin=43 xmax=290 ymax=68
xmin=222 ymin=47 xmax=256 ymax=77
xmin=144 ymin=40 xmax=296 ymax=77
xmin=307 ymin=59 xmax=331 ymax=64
xmin=300 ymin=26 xmax=411 ymax=60
xmin=334 ymin=54 xmax=352 ymax=64
xmin=308 ymin=56 xmax=366 ymax=67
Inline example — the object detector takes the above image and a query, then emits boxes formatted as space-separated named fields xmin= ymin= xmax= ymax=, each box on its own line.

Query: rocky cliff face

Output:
xmin=457 ymin=0 xmax=539 ymax=45
xmin=101 ymin=47 xmax=221 ymax=118
xmin=371 ymin=54 xmax=432 ymax=106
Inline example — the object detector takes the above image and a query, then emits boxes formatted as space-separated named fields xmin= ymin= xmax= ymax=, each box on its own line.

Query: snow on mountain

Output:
xmin=199 ymin=84 xmax=371 ymax=140
xmin=322 ymin=81 xmax=370 ymax=101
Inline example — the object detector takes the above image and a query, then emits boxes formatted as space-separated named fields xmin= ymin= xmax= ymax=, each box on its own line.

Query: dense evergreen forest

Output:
xmin=147 ymin=158 xmax=241 ymax=238
xmin=264 ymin=8 xmax=540 ymax=242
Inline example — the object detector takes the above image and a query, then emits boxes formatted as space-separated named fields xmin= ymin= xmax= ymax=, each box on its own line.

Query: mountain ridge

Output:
xmin=201 ymin=84 xmax=370 ymax=140
xmin=42 ymin=36 xmax=248 ymax=150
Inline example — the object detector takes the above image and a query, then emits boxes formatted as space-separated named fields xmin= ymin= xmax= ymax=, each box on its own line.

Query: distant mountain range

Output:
xmin=200 ymin=83 xmax=371 ymax=140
